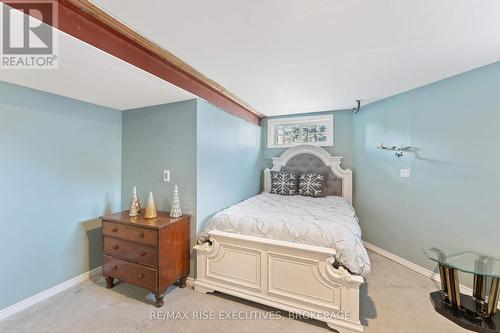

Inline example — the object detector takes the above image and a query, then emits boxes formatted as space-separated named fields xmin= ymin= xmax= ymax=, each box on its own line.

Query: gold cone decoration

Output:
xmin=129 ymin=186 xmax=141 ymax=217
xmin=144 ymin=192 xmax=157 ymax=219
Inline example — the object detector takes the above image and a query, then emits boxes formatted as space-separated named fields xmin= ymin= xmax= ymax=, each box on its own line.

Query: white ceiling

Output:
xmin=0 ymin=3 xmax=195 ymax=111
xmin=91 ymin=0 xmax=500 ymax=116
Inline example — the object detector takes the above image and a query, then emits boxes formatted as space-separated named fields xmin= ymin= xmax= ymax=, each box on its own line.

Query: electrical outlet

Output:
xmin=400 ymin=169 xmax=411 ymax=178
xmin=163 ymin=170 xmax=170 ymax=182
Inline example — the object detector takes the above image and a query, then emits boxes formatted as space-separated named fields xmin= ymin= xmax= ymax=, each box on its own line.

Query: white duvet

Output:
xmin=198 ymin=192 xmax=371 ymax=276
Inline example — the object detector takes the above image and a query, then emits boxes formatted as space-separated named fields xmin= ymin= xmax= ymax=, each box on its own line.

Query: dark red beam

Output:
xmin=2 ymin=0 xmax=262 ymax=125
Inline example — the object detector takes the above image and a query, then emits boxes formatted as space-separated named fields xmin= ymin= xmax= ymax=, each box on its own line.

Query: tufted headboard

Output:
xmin=263 ymin=145 xmax=352 ymax=204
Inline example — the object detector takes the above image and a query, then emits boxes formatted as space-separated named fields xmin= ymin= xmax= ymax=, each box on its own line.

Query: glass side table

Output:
xmin=425 ymin=248 xmax=500 ymax=332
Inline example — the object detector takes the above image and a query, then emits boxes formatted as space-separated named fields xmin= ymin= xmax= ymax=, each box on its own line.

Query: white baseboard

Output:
xmin=364 ymin=242 xmax=442 ymax=282
xmin=0 ymin=266 xmax=102 ymax=322
xmin=364 ymin=241 xmax=500 ymax=311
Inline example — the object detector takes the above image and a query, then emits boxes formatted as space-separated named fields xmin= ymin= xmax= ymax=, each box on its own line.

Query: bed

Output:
xmin=194 ymin=144 xmax=370 ymax=332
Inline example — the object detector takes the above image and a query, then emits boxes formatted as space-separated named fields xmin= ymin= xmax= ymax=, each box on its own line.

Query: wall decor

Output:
xmin=376 ymin=141 xmax=411 ymax=158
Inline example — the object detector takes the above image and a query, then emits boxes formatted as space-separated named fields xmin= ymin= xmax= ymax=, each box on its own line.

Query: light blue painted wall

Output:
xmin=0 ymin=81 xmax=122 ymax=309
xmin=122 ymin=99 xmax=261 ymax=276
xmin=121 ymin=99 xmax=197 ymax=225
xmin=261 ymin=110 xmax=354 ymax=170
xmin=121 ymin=100 xmax=198 ymax=276
xmin=352 ymin=61 xmax=500 ymax=276
xmin=196 ymin=99 xmax=262 ymax=230
xmin=8 ymin=59 xmax=498 ymax=310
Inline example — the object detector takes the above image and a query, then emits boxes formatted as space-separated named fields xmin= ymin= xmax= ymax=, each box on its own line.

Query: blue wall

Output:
xmin=196 ymin=99 xmax=262 ymax=229
xmin=261 ymin=110 xmax=354 ymax=170
xmin=121 ymin=100 xmax=197 ymax=215
xmin=352 ymin=61 xmax=500 ymax=275
xmin=121 ymin=100 xmax=198 ymax=275
xmin=6 ymin=60 xmax=500 ymax=310
xmin=261 ymin=63 xmax=500 ymax=281
xmin=0 ymin=81 xmax=122 ymax=310
xmin=121 ymin=99 xmax=261 ymax=276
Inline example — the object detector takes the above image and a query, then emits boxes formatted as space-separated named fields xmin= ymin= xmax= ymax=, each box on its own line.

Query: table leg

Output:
xmin=444 ymin=266 xmax=461 ymax=309
xmin=473 ymin=274 xmax=486 ymax=301
xmin=486 ymin=277 xmax=500 ymax=317
xmin=472 ymin=273 xmax=487 ymax=314
xmin=438 ymin=264 xmax=448 ymax=296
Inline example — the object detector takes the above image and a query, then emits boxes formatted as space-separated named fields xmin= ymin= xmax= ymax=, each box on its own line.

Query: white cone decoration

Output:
xmin=129 ymin=186 xmax=141 ymax=217
xmin=170 ymin=185 xmax=182 ymax=218
xmin=144 ymin=192 xmax=157 ymax=219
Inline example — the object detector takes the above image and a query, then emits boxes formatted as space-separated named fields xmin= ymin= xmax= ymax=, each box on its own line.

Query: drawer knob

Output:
xmin=140 ymin=251 xmax=147 ymax=257
xmin=138 ymin=273 xmax=144 ymax=279
xmin=112 ymin=265 xmax=118 ymax=270
xmin=111 ymin=228 xmax=118 ymax=232
xmin=138 ymin=232 xmax=145 ymax=238
xmin=112 ymin=245 xmax=119 ymax=250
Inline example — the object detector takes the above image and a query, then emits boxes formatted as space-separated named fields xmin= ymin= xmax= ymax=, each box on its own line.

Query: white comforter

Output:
xmin=198 ymin=192 xmax=371 ymax=276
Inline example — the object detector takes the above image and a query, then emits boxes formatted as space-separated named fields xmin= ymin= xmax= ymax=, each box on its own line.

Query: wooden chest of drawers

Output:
xmin=101 ymin=211 xmax=190 ymax=307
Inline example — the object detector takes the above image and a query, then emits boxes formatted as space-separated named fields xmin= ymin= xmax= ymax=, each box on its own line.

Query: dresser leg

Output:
xmin=179 ymin=276 xmax=188 ymax=288
xmin=154 ymin=292 xmax=164 ymax=307
xmin=105 ymin=276 xmax=115 ymax=289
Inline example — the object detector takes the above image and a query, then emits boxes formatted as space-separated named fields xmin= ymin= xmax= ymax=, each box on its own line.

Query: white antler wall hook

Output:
xmin=377 ymin=141 xmax=411 ymax=158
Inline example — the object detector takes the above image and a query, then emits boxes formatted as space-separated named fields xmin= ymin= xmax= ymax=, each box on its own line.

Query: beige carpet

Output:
xmin=0 ymin=251 xmax=467 ymax=333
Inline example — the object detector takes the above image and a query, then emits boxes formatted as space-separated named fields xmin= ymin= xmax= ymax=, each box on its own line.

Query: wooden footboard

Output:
xmin=194 ymin=231 xmax=364 ymax=332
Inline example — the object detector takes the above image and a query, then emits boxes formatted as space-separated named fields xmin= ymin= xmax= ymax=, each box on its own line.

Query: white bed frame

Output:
xmin=194 ymin=145 xmax=364 ymax=332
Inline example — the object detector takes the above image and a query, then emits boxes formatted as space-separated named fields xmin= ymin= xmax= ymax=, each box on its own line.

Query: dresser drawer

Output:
xmin=103 ymin=221 xmax=157 ymax=247
xmin=102 ymin=255 xmax=157 ymax=291
xmin=103 ymin=237 xmax=158 ymax=267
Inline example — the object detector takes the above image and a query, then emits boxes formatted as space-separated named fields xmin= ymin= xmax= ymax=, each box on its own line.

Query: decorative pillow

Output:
xmin=298 ymin=173 xmax=328 ymax=197
xmin=270 ymin=171 xmax=298 ymax=195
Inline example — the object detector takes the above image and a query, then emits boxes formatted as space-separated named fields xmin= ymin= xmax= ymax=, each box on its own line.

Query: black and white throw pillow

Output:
xmin=298 ymin=173 xmax=328 ymax=197
xmin=270 ymin=171 xmax=298 ymax=195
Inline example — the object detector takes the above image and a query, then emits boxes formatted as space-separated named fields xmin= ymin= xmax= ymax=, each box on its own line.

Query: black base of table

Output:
xmin=430 ymin=291 xmax=500 ymax=332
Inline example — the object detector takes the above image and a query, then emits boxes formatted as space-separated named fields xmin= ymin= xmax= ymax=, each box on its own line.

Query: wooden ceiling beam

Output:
xmin=2 ymin=0 xmax=263 ymax=125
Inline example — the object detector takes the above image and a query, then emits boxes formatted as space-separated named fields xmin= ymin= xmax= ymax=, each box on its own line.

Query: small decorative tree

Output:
xmin=129 ymin=186 xmax=141 ymax=217
xmin=170 ymin=185 xmax=182 ymax=218
xmin=144 ymin=192 xmax=157 ymax=219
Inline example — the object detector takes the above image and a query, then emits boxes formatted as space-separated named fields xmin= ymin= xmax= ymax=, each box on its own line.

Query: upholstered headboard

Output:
xmin=263 ymin=145 xmax=352 ymax=203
